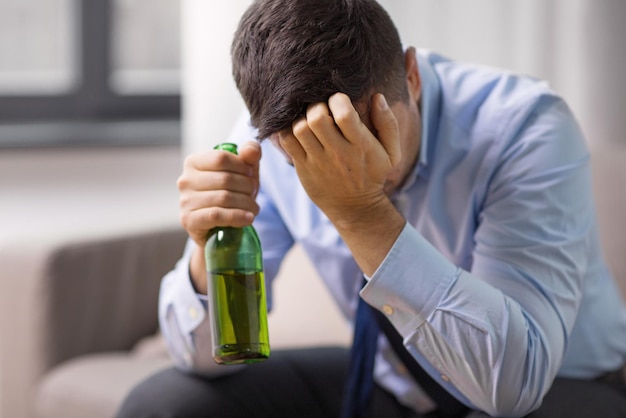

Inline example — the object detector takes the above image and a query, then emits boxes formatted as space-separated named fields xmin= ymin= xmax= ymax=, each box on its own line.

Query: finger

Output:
xmin=279 ymin=129 xmax=306 ymax=163
xmin=184 ymin=149 xmax=253 ymax=176
xmin=180 ymin=189 xmax=259 ymax=238
xmin=239 ymin=140 xmax=262 ymax=171
xmin=292 ymin=114 xmax=324 ymax=156
xmin=370 ymin=93 xmax=401 ymax=167
xmin=177 ymin=170 xmax=257 ymax=196
xmin=237 ymin=141 xmax=262 ymax=197
xmin=179 ymin=186 xmax=260 ymax=214
xmin=327 ymin=92 xmax=366 ymax=144
xmin=305 ymin=101 xmax=348 ymax=150
xmin=182 ymin=206 xmax=256 ymax=243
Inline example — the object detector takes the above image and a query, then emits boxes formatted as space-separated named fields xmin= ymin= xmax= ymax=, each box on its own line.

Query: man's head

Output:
xmin=231 ymin=0 xmax=409 ymax=140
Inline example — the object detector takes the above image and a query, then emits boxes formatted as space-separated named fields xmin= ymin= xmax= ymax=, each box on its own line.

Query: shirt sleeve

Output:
xmin=361 ymin=96 xmax=593 ymax=416
xmin=158 ymin=239 xmax=246 ymax=376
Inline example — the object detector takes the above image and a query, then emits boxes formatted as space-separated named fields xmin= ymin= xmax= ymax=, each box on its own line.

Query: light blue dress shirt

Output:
xmin=159 ymin=50 xmax=626 ymax=417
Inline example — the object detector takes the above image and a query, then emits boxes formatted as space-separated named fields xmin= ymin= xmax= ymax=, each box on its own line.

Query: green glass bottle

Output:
xmin=205 ymin=142 xmax=270 ymax=365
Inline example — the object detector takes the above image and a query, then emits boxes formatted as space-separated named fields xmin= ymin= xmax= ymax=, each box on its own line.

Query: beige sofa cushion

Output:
xmin=35 ymin=353 xmax=173 ymax=418
xmin=35 ymin=332 xmax=172 ymax=418
xmin=0 ymin=228 xmax=187 ymax=418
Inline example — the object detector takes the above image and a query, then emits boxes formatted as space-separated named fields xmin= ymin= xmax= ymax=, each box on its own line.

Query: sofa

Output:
xmin=0 ymin=226 xmax=350 ymax=418
xmin=0 ymin=141 xmax=624 ymax=418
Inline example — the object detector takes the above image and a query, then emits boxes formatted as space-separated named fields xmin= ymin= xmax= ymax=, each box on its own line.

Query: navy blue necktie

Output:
xmin=341 ymin=289 xmax=380 ymax=418
xmin=341 ymin=286 xmax=469 ymax=418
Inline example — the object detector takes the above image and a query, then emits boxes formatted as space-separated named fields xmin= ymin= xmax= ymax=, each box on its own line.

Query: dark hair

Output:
xmin=231 ymin=0 xmax=408 ymax=140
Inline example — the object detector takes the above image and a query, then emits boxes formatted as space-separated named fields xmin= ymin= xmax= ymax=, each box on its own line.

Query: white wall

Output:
xmin=378 ymin=0 xmax=626 ymax=147
xmin=181 ymin=0 xmax=250 ymax=156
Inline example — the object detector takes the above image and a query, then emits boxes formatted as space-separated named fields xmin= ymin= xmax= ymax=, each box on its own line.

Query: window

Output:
xmin=0 ymin=0 xmax=76 ymax=95
xmin=111 ymin=0 xmax=181 ymax=95
xmin=0 ymin=0 xmax=181 ymax=147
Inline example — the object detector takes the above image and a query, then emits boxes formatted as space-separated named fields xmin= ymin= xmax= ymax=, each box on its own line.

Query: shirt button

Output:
xmin=188 ymin=306 xmax=199 ymax=320
xmin=441 ymin=374 xmax=450 ymax=382
xmin=382 ymin=305 xmax=394 ymax=315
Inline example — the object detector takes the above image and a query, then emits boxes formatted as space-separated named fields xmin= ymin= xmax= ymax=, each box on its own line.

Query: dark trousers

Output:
xmin=116 ymin=347 xmax=626 ymax=418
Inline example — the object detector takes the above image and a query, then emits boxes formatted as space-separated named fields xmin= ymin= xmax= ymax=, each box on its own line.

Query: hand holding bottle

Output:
xmin=177 ymin=141 xmax=261 ymax=293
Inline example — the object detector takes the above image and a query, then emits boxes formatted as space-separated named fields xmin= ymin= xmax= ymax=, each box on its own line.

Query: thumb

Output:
xmin=239 ymin=140 xmax=262 ymax=167
xmin=370 ymin=94 xmax=401 ymax=167
xmin=239 ymin=140 xmax=262 ymax=196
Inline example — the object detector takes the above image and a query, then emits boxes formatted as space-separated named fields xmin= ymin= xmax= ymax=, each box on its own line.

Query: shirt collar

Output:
xmin=416 ymin=49 xmax=442 ymax=170
xmin=394 ymin=49 xmax=441 ymax=197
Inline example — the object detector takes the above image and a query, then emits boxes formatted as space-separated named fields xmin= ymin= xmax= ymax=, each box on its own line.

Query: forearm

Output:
xmin=362 ymin=225 xmax=565 ymax=416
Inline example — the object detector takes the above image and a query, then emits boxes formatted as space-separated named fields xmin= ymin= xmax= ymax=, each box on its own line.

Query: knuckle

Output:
xmin=176 ymin=174 xmax=189 ymax=190
xmin=292 ymin=118 xmax=309 ymax=138
xmin=212 ymin=149 xmax=231 ymax=166
xmin=179 ymin=211 xmax=190 ymax=228
xmin=182 ymin=155 xmax=193 ymax=169
xmin=333 ymin=108 xmax=352 ymax=126
xmin=307 ymin=106 xmax=326 ymax=127
xmin=215 ymin=171 xmax=235 ymax=189
xmin=204 ymin=207 xmax=221 ymax=225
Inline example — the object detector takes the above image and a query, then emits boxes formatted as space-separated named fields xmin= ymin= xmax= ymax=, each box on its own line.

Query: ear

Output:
xmin=404 ymin=47 xmax=421 ymax=103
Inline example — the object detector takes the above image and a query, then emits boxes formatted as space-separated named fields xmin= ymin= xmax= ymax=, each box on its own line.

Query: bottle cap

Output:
xmin=214 ymin=142 xmax=238 ymax=155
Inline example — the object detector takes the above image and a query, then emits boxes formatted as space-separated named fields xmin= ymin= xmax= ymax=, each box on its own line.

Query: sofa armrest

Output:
xmin=0 ymin=227 xmax=187 ymax=418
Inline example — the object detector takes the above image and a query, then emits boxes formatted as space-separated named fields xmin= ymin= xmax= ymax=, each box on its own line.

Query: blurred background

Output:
xmin=0 ymin=1 xmax=625 ymax=417
xmin=2 ymin=0 xmax=625 ymax=240
xmin=0 ymin=0 xmax=183 ymax=246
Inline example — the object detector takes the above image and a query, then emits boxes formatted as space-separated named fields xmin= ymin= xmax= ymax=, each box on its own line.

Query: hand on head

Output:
xmin=277 ymin=92 xmax=400 ymax=224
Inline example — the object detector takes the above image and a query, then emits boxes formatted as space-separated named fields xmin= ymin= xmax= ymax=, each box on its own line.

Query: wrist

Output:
xmin=330 ymin=194 xmax=398 ymax=231
xmin=189 ymin=245 xmax=207 ymax=294
xmin=329 ymin=196 xmax=405 ymax=276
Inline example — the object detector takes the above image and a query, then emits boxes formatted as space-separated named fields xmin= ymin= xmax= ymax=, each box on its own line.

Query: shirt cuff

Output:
xmin=160 ymin=246 xmax=208 ymax=337
xmin=361 ymin=223 xmax=460 ymax=337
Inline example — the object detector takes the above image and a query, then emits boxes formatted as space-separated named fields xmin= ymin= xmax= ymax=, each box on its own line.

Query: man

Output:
xmin=117 ymin=0 xmax=626 ymax=417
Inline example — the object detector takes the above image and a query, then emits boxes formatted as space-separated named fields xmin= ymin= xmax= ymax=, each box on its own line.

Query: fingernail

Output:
xmin=378 ymin=94 xmax=388 ymax=110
